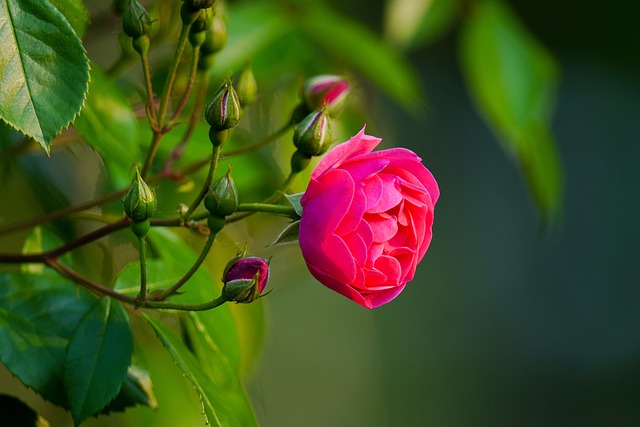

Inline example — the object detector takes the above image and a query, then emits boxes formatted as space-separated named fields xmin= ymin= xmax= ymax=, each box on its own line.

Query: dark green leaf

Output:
xmin=0 ymin=270 xmax=98 ymax=406
xmin=284 ymin=192 xmax=303 ymax=217
xmin=49 ymin=0 xmax=89 ymax=38
xmin=143 ymin=314 xmax=257 ymax=427
xmin=74 ymin=65 xmax=139 ymax=187
xmin=0 ymin=394 xmax=49 ymax=427
xmin=0 ymin=0 xmax=90 ymax=153
xmin=63 ymin=297 xmax=132 ymax=425
xmin=459 ymin=0 xmax=562 ymax=222
xmin=270 ymin=220 xmax=300 ymax=246
xmin=299 ymin=2 xmax=422 ymax=108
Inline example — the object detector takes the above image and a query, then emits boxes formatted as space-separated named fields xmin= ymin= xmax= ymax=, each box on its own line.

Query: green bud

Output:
xmin=122 ymin=0 xmax=151 ymax=39
xmin=123 ymin=167 xmax=157 ymax=222
xmin=236 ymin=63 xmax=258 ymax=107
xmin=189 ymin=8 xmax=214 ymax=47
xmin=205 ymin=82 xmax=242 ymax=131
xmin=200 ymin=12 xmax=227 ymax=56
xmin=293 ymin=106 xmax=332 ymax=157
xmin=204 ymin=167 xmax=239 ymax=217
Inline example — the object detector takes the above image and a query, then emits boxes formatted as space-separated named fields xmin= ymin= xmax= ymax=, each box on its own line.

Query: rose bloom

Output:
xmin=299 ymin=128 xmax=439 ymax=309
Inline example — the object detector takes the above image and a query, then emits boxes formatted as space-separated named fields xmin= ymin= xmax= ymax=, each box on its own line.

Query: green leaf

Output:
xmin=459 ymin=0 xmax=562 ymax=222
xmin=49 ymin=0 xmax=89 ymax=38
xmin=0 ymin=394 xmax=49 ymax=427
xmin=0 ymin=0 xmax=90 ymax=153
xmin=114 ymin=229 xmax=243 ymax=369
xmin=143 ymin=314 xmax=258 ymax=427
xmin=73 ymin=65 xmax=139 ymax=187
xmin=270 ymin=220 xmax=300 ymax=246
xmin=284 ymin=192 xmax=303 ymax=217
xmin=21 ymin=226 xmax=44 ymax=274
xmin=0 ymin=270 xmax=98 ymax=406
xmin=299 ymin=2 xmax=422 ymax=108
xmin=63 ymin=297 xmax=132 ymax=425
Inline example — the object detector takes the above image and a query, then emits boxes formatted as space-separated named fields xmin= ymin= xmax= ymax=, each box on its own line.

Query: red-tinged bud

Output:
xmin=293 ymin=106 xmax=332 ymax=157
xmin=204 ymin=167 xmax=239 ymax=217
xmin=205 ymin=82 xmax=242 ymax=132
xmin=302 ymin=75 xmax=350 ymax=117
xmin=221 ymin=254 xmax=270 ymax=303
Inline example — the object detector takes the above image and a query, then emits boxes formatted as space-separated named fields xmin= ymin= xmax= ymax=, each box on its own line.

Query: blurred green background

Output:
xmin=1 ymin=0 xmax=639 ymax=425
xmin=247 ymin=1 xmax=640 ymax=426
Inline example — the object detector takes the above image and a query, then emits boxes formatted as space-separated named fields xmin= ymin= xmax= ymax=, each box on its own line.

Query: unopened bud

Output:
xmin=236 ymin=63 xmax=258 ymax=107
xmin=204 ymin=167 xmax=239 ymax=217
xmin=293 ymin=106 xmax=332 ymax=157
xmin=302 ymin=75 xmax=350 ymax=117
xmin=205 ymin=82 xmax=242 ymax=132
xmin=122 ymin=0 xmax=151 ymax=40
xmin=123 ymin=167 xmax=157 ymax=222
xmin=200 ymin=12 xmax=227 ymax=56
xmin=189 ymin=7 xmax=214 ymax=47
xmin=221 ymin=255 xmax=269 ymax=303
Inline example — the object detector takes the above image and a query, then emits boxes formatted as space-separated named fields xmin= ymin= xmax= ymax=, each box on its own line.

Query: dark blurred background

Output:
xmin=248 ymin=1 xmax=640 ymax=426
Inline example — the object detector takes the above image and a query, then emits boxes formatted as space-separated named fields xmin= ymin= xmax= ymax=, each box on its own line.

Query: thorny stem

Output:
xmin=0 ymin=217 xmax=181 ymax=264
xmin=141 ymin=23 xmax=192 ymax=179
xmin=46 ymin=258 xmax=138 ymax=305
xmin=46 ymin=258 xmax=228 ymax=312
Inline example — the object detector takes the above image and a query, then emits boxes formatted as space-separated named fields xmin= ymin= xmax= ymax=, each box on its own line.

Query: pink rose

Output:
xmin=299 ymin=128 xmax=439 ymax=309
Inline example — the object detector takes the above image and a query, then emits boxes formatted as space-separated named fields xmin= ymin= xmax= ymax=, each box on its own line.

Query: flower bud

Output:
xmin=293 ymin=106 xmax=332 ymax=157
xmin=221 ymin=256 xmax=269 ymax=303
xmin=183 ymin=0 xmax=215 ymax=11
xmin=189 ymin=7 xmax=213 ymax=47
xmin=236 ymin=63 xmax=258 ymax=107
xmin=123 ymin=167 xmax=157 ymax=222
xmin=204 ymin=167 xmax=239 ymax=217
xmin=122 ymin=0 xmax=151 ymax=40
xmin=302 ymin=75 xmax=350 ymax=117
xmin=200 ymin=12 xmax=227 ymax=56
xmin=205 ymin=82 xmax=242 ymax=132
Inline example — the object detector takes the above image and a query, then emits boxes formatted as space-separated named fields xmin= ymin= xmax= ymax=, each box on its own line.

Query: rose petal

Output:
xmin=310 ymin=127 xmax=381 ymax=179
xmin=374 ymin=255 xmax=402 ymax=285
xmin=368 ymin=174 xmax=403 ymax=213
xmin=306 ymin=263 xmax=372 ymax=309
xmin=365 ymin=212 xmax=398 ymax=242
